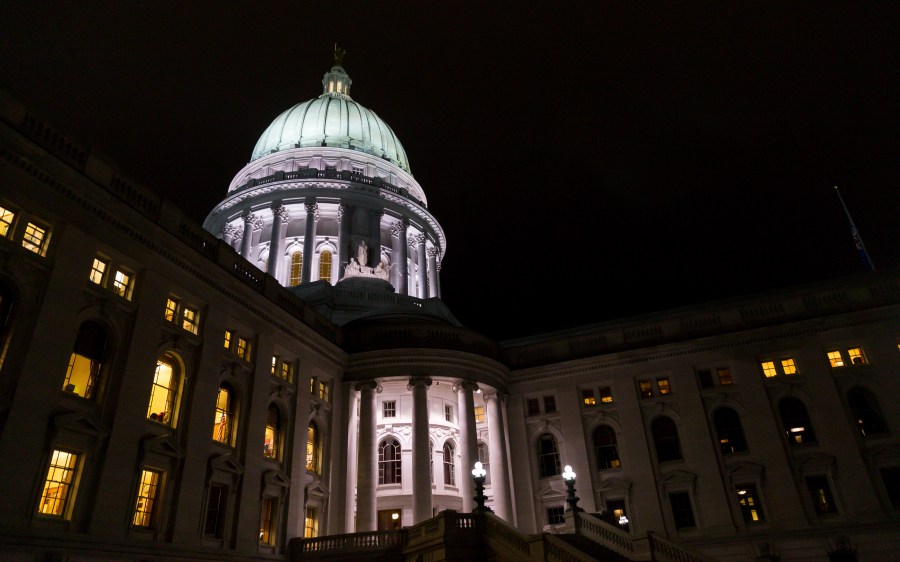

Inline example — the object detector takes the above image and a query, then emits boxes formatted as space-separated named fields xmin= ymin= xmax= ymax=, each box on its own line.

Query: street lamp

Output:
xmin=562 ymin=465 xmax=582 ymax=513
xmin=472 ymin=461 xmax=492 ymax=513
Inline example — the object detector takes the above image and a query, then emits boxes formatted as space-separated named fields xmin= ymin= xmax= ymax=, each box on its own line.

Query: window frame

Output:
xmin=132 ymin=468 xmax=163 ymax=528
xmin=36 ymin=449 xmax=81 ymax=519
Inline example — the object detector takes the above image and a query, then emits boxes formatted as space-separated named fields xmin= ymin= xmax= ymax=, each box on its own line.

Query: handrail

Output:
xmin=648 ymin=531 xmax=719 ymax=562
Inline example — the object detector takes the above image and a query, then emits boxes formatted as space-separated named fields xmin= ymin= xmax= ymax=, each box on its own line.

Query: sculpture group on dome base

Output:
xmin=343 ymin=240 xmax=390 ymax=282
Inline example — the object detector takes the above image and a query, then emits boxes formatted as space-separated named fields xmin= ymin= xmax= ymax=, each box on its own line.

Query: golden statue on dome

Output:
xmin=334 ymin=43 xmax=346 ymax=66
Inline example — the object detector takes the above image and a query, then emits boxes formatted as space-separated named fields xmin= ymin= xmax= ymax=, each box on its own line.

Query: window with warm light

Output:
xmin=318 ymin=250 xmax=332 ymax=282
xmin=22 ymin=221 xmax=48 ymax=255
xmin=181 ymin=306 xmax=199 ymax=334
xmin=263 ymin=405 xmax=280 ymax=460
xmin=223 ymin=330 xmax=232 ymax=350
xmin=164 ymin=298 xmax=179 ymax=322
xmin=0 ymin=206 xmax=15 ymax=238
xmin=63 ymin=321 xmax=106 ymax=399
xmin=736 ymin=484 xmax=764 ymax=523
xmin=289 ymin=252 xmax=302 ymax=286
xmin=133 ymin=469 xmax=161 ymax=527
xmin=112 ymin=268 xmax=133 ymax=299
xmin=779 ymin=397 xmax=816 ymax=445
xmin=236 ymin=337 xmax=251 ymax=361
xmin=37 ymin=449 xmax=79 ymax=518
xmin=657 ymin=377 xmax=671 ymax=395
xmin=89 ymin=258 xmax=107 ymax=285
xmin=760 ymin=361 xmax=777 ymax=378
xmin=259 ymin=497 xmax=276 ymax=544
xmin=304 ymin=507 xmax=318 ymax=538
xmin=147 ymin=354 xmax=180 ymax=425
xmin=848 ymin=347 xmax=866 ymax=365
xmin=306 ymin=422 xmax=319 ymax=473
xmin=474 ymin=406 xmax=485 ymax=423
xmin=717 ymin=367 xmax=733 ymax=385
xmin=599 ymin=387 xmax=614 ymax=403
xmin=827 ymin=350 xmax=845 ymax=367
xmin=280 ymin=360 xmax=293 ymax=382
xmin=781 ymin=357 xmax=798 ymax=375
xmin=639 ymin=380 xmax=653 ymax=398
xmin=318 ymin=381 xmax=329 ymax=402
xmin=581 ymin=389 xmax=596 ymax=406
xmin=212 ymin=385 xmax=232 ymax=444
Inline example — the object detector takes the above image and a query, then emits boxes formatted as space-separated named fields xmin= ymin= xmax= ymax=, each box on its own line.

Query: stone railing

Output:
xmin=237 ymin=168 xmax=427 ymax=207
xmin=291 ymin=529 xmax=404 ymax=560
xmin=577 ymin=512 xmax=648 ymax=559
xmin=648 ymin=531 xmax=719 ymax=562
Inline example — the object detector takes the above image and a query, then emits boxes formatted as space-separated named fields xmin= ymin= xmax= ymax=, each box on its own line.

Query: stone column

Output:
xmin=427 ymin=247 xmax=439 ymax=299
xmin=408 ymin=376 xmax=433 ymax=523
xmin=301 ymin=200 xmax=318 ymax=284
xmin=435 ymin=261 xmax=442 ymax=299
xmin=337 ymin=203 xmax=351 ymax=280
xmin=240 ymin=210 xmax=255 ymax=259
xmin=355 ymin=380 xmax=380 ymax=532
xmin=455 ymin=381 xmax=479 ymax=512
xmin=485 ymin=392 xmax=512 ymax=521
xmin=395 ymin=219 xmax=409 ymax=294
xmin=415 ymin=234 xmax=428 ymax=298
xmin=369 ymin=210 xmax=384 ymax=267
xmin=222 ymin=224 xmax=235 ymax=245
xmin=268 ymin=204 xmax=288 ymax=280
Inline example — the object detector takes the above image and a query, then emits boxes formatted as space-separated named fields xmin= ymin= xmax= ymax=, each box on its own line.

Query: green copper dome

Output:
xmin=251 ymin=65 xmax=411 ymax=173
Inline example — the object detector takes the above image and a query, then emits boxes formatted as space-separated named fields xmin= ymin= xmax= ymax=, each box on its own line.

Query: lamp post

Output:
xmin=562 ymin=465 xmax=582 ymax=513
xmin=472 ymin=461 xmax=492 ymax=513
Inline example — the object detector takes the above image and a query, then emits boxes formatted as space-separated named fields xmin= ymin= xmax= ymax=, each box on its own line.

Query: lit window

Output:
xmin=443 ymin=442 xmax=456 ymax=486
xmin=318 ymin=250 xmax=332 ymax=283
xmin=474 ymin=406 xmax=485 ymax=423
xmin=0 ymin=206 xmax=14 ymax=237
xmin=212 ymin=385 xmax=232 ymax=444
xmin=223 ymin=330 xmax=232 ymax=350
xmin=22 ymin=222 xmax=48 ymax=255
xmin=307 ymin=422 xmax=320 ymax=473
xmin=599 ymin=387 xmax=614 ymax=403
xmin=259 ymin=497 xmax=276 ymax=544
xmin=203 ymin=484 xmax=227 ymax=538
xmin=805 ymin=476 xmax=837 ymax=515
xmin=581 ymin=388 xmax=596 ymax=406
xmin=319 ymin=381 xmax=329 ymax=402
xmin=639 ymin=380 xmax=653 ymax=398
xmin=717 ymin=368 xmax=733 ymax=385
xmin=779 ymin=397 xmax=816 ymax=445
xmin=848 ymin=347 xmax=866 ymax=365
xmin=736 ymin=484 xmax=764 ymax=523
xmin=236 ymin=337 xmax=251 ymax=361
xmin=760 ymin=362 xmax=777 ymax=378
xmin=336 ymin=80 xmax=343 ymax=93
xmin=147 ymin=354 xmax=179 ymax=425
xmin=89 ymin=258 xmax=107 ymax=285
xmin=290 ymin=252 xmax=302 ymax=286
xmin=165 ymin=298 xmax=179 ymax=322
xmin=304 ymin=507 xmax=319 ymax=538
xmin=547 ymin=506 xmax=565 ymax=525
xmin=263 ymin=405 xmax=280 ymax=460
xmin=543 ymin=395 xmax=556 ymax=413
xmin=781 ymin=357 xmax=798 ymax=375
xmin=657 ymin=377 xmax=671 ymax=395
xmin=37 ymin=449 xmax=79 ymax=518
xmin=309 ymin=376 xmax=316 ymax=395
xmin=378 ymin=438 xmax=402 ymax=484
xmin=133 ymin=469 xmax=161 ymax=527
xmin=827 ymin=350 xmax=845 ymax=368
xmin=328 ymin=80 xmax=334 ymax=93
xmin=537 ymin=433 xmax=561 ymax=478
xmin=280 ymin=360 xmax=293 ymax=382
xmin=112 ymin=269 xmax=133 ymax=299
xmin=383 ymin=400 xmax=396 ymax=418
xmin=444 ymin=404 xmax=453 ymax=422
xmin=63 ymin=321 xmax=106 ymax=399
xmin=182 ymin=306 xmax=199 ymax=334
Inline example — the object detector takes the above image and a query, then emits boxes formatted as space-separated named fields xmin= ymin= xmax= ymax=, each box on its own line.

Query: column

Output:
xmin=427 ymin=247 xmax=439 ymax=299
xmin=301 ymin=199 xmax=318 ymax=284
xmin=222 ymin=223 xmax=235 ymax=245
xmin=415 ymin=234 xmax=428 ymax=298
xmin=369 ymin=210 xmax=383 ymax=267
xmin=408 ymin=376 xmax=433 ymax=523
xmin=455 ymin=381 xmax=479 ymax=512
xmin=485 ymin=392 xmax=512 ymax=521
xmin=268 ymin=204 xmax=288 ymax=279
xmin=395 ymin=218 xmax=409 ymax=294
xmin=337 ymin=203 xmax=351 ymax=280
xmin=240 ymin=209 xmax=255 ymax=259
xmin=355 ymin=380 xmax=379 ymax=531
xmin=435 ymin=261 xmax=442 ymax=299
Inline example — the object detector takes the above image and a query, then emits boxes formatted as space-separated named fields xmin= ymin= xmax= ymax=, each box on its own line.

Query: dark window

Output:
xmin=538 ymin=434 xmax=561 ymax=478
xmin=779 ymin=397 xmax=817 ymax=445
xmin=652 ymin=417 xmax=682 ymax=462
xmin=477 ymin=442 xmax=490 ymax=485
xmin=805 ymin=476 xmax=837 ymax=514
xmin=669 ymin=492 xmax=695 ymax=529
xmin=379 ymin=438 xmax=402 ymax=484
xmin=735 ymin=484 xmax=764 ymax=523
xmin=713 ymin=407 xmax=748 ymax=455
xmin=543 ymin=395 xmax=556 ymax=413
xmin=879 ymin=467 xmax=900 ymax=509
xmin=847 ymin=388 xmax=887 ymax=437
xmin=527 ymin=398 xmax=540 ymax=417
xmin=547 ymin=506 xmax=564 ymax=525
xmin=697 ymin=369 xmax=714 ymax=389
xmin=204 ymin=484 xmax=227 ymax=537
xmin=592 ymin=425 xmax=621 ymax=469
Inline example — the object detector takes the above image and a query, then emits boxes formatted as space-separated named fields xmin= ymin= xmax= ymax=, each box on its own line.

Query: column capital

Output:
xmin=222 ymin=224 xmax=236 ymax=236
xmin=452 ymin=380 xmax=480 ymax=393
xmin=272 ymin=203 xmax=290 ymax=222
xmin=241 ymin=209 xmax=255 ymax=223
xmin=407 ymin=376 xmax=433 ymax=391
xmin=411 ymin=233 xmax=426 ymax=245
xmin=252 ymin=217 xmax=265 ymax=230
xmin=483 ymin=391 xmax=506 ymax=403
xmin=305 ymin=201 xmax=319 ymax=218
xmin=427 ymin=247 xmax=439 ymax=258
xmin=338 ymin=202 xmax=351 ymax=221
xmin=355 ymin=380 xmax=382 ymax=393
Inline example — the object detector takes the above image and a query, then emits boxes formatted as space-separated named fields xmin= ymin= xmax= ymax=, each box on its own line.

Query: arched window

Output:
xmin=212 ymin=384 xmax=233 ymax=444
xmin=477 ymin=442 xmax=491 ymax=485
xmin=318 ymin=250 xmax=332 ymax=283
xmin=147 ymin=353 xmax=181 ymax=426
xmin=779 ymin=397 xmax=816 ymax=445
xmin=592 ymin=425 xmax=621 ymax=469
xmin=847 ymin=388 xmax=887 ymax=437
xmin=307 ymin=421 xmax=320 ymax=473
xmin=289 ymin=252 xmax=302 ymax=286
xmin=64 ymin=321 xmax=106 ymax=399
xmin=713 ymin=407 xmax=748 ymax=454
xmin=652 ymin=416 xmax=682 ymax=462
xmin=378 ymin=438 xmax=402 ymax=484
xmin=263 ymin=405 xmax=281 ymax=459
xmin=538 ymin=434 xmax=561 ymax=478
xmin=443 ymin=442 xmax=456 ymax=486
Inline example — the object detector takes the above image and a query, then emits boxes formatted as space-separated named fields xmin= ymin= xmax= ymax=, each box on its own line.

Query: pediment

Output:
xmin=596 ymin=477 xmax=632 ymax=492
xmin=660 ymin=469 xmax=696 ymax=485
xmin=793 ymin=452 xmax=836 ymax=470
xmin=52 ymin=411 xmax=110 ymax=440
xmin=726 ymin=461 xmax=765 ymax=480
xmin=141 ymin=434 xmax=185 ymax=459
xmin=210 ymin=452 xmax=244 ymax=475
xmin=263 ymin=468 xmax=291 ymax=489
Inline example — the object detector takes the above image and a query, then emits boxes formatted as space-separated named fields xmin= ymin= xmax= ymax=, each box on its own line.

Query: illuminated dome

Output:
xmin=250 ymin=64 xmax=411 ymax=173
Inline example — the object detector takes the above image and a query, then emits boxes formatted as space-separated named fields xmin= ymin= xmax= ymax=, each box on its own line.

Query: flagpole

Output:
xmin=834 ymin=185 xmax=876 ymax=272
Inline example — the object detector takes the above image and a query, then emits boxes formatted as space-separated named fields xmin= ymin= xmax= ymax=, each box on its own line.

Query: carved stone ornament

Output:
xmin=343 ymin=240 xmax=390 ymax=281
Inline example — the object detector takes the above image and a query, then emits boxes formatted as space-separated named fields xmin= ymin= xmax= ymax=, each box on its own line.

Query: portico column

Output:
xmin=268 ymin=204 xmax=288 ymax=279
xmin=427 ymin=247 xmax=439 ymax=299
xmin=240 ymin=210 xmax=255 ymax=259
xmin=396 ymin=219 xmax=409 ymax=294
xmin=355 ymin=380 xmax=380 ymax=531
xmin=415 ymin=234 xmax=428 ymax=298
xmin=301 ymin=200 xmax=318 ymax=284
xmin=455 ymin=381 xmax=479 ymax=512
xmin=408 ymin=376 xmax=433 ymax=523
xmin=484 ymin=392 xmax=512 ymax=521
xmin=337 ymin=203 xmax=351 ymax=280
xmin=222 ymin=224 xmax=235 ymax=245
xmin=369 ymin=210 xmax=383 ymax=267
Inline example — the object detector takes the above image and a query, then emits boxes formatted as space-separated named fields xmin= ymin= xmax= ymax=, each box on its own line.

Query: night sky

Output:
xmin=1 ymin=2 xmax=897 ymax=341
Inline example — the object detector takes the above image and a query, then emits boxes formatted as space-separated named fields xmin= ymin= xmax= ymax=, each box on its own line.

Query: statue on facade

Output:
xmin=334 ymin=43 xmax=346 ymax=67
xmin=344 ymin=240 xmax=389 ymax=281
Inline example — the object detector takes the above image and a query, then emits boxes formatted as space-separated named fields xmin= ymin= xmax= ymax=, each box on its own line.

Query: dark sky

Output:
xmin=1 ymin=2 xmax=898 ymax=341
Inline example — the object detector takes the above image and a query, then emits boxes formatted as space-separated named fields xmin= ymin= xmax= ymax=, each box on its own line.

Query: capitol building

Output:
xmin=0 ymin=53 xmax=898 ymax=562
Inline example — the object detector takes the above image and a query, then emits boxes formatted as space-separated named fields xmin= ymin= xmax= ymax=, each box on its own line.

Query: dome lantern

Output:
xmin=322 ymin=43 xmax=352 ymax=98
